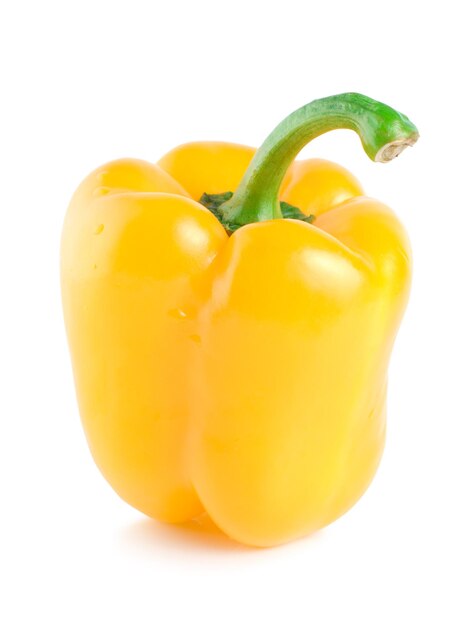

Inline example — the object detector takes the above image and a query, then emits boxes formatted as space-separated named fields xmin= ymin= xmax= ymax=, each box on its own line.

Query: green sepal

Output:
xmin=199 ymin=191 xmax=234 ymax=212
xmin=199 ymin=192 xmax=314 ymax=232
xmin=199 ymin=192 xmax=238 ymax=231
xmin=279 ymin=201 xmax=315 ymax=224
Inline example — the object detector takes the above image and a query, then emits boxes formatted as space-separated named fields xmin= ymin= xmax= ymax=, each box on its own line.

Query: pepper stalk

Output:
xmin=205 ymin=93 xmax=419 ymax=231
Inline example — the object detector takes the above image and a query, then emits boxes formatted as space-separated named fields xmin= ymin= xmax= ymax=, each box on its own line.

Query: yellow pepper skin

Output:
xmin=61 ymin=94 xmax=418 ymax=547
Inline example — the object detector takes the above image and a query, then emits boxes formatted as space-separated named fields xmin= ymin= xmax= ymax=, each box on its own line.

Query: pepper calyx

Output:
xmin=199 ymin=192 xmax=314 ymax=233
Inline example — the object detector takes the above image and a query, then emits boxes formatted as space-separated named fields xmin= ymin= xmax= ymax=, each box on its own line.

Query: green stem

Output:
xmin=220 ymin=93 xmax=419 ymax=227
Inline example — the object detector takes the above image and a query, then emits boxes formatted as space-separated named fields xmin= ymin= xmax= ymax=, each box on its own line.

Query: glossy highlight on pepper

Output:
xmin=61 ymin=93 xmax=418 ymax=547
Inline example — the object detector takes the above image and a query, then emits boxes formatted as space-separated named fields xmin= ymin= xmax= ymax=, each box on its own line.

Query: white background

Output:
xmin=1 ymin=1 xmax=458 ymax=624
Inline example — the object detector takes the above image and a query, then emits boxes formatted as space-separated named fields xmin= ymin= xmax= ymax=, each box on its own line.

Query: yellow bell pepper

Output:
xmin=61 ymin=93 xmax=418 ymax=547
